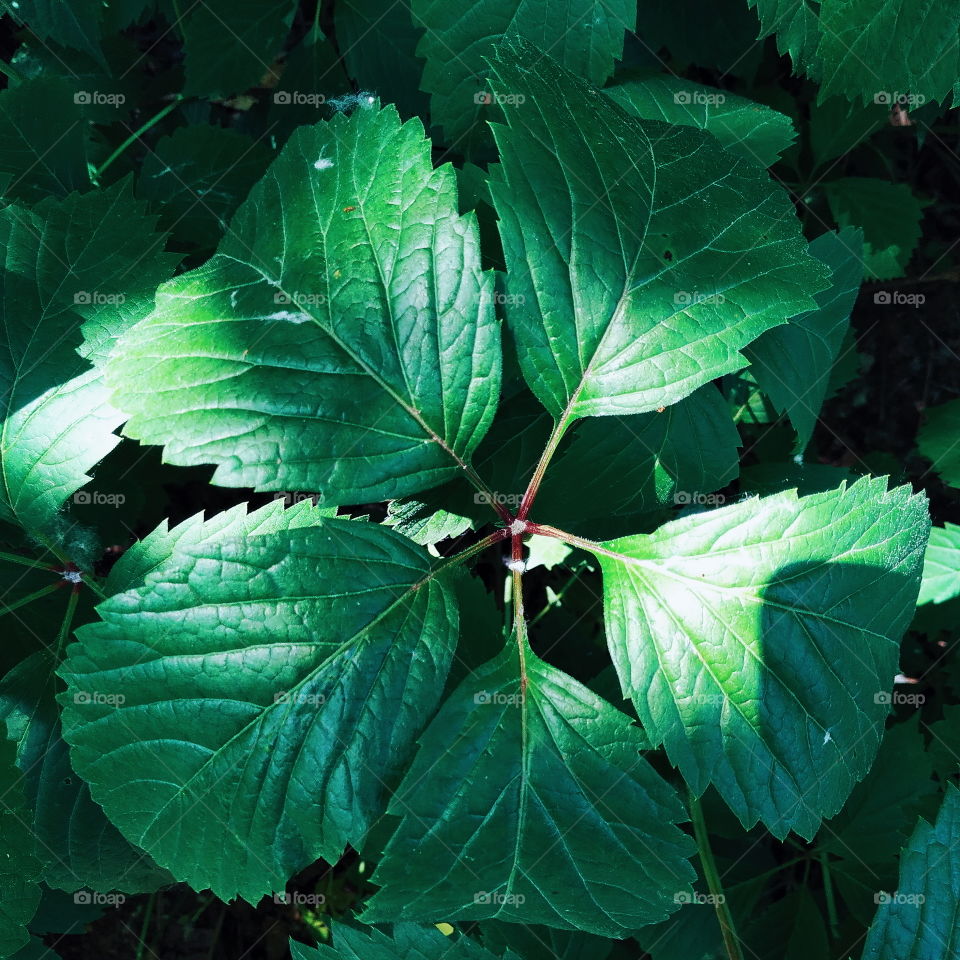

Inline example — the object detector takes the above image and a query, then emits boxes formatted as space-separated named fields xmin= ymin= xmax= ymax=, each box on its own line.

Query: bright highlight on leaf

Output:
xmin=488 ymin=39 xmax=831 ymax=422
xmin=105 ymin=104 xmax=500 ymax=506
xmin=592 ymin=476 xmax=929 ymax=838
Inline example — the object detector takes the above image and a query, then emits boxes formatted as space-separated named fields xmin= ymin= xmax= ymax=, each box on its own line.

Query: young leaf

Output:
xmin=60 ymin=517 xmax=460 ymax=902
xmin=105 ymin=106 xmax=501 ymax=505
xmin=605 ymin=76 xmax=796 ymax=167
xmin=743 ymin=228 xmax=864 ymax=450
xmin=488 ymin=39 xmax=831 ymax=422
xmin=591 ymin=476 xmax=929 ymax=838
xmin=290 ymin=922 xmax=510 ymax=959
xmin=412 ymin=0 xmax=634 ymax=147
xmin=919 ymin=523 xmax=960 ymax=605
xmin=861 ymin=783 xmax=960 ymax=960
xmin=364 ymin=640 xmax=696 ymax=936
xmin=0 ymin=739 xmax=42 ymax=958
xmin=0 ymin=182 xmax=175 ymax=542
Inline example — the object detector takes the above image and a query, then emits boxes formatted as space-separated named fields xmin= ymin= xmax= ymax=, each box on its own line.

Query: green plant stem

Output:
xmin=523 ymin=522 xmax=625 ymax=561
xmin=54 ymin=588 xmax=81 ymax=660
xmin=135 ymin=891 xmax=157 ymax=960
xmin=436 ymin=527 xmax=510 ymax=574
xmin=0 ymin=550 xmax=54 ymax=571
xmin=0 ymin=59 xmax=21 ymax=85
xmin=93 ymin=95 xmax=185 ymax=182
xmin=517 ymin=412 xmax=574 ymax=520
xmin=820 ymin=850 xmax=840 ymax=939
xmin=1 ymin=581 xmax=63 ymax=615
xmin=689 ymin=791 xmax=745 ymax=960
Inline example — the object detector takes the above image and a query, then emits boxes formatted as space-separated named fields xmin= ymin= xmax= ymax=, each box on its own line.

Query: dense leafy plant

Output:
xmin=1 ymin=2 xmax=960 ymax=959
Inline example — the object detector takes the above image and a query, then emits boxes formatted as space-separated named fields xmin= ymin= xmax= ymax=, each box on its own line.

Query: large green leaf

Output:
xmin=106 ymin=106 xmax=500 ymax=505
xmin=365 ymin=640 xmax=696 ymax=936
xmin=0 ymin=651 xmax=170 ymax=894
xmin=592 ymin=476 xmax=929 ymax=838
xmin=605 ymin=76 xmax=796 ymax=167
xmin=60 ymin=515 xmax=460 ymax=902
xmin=861 ymin=784 xmax=960 ymax=960
xmin=0 ymin=181 xmax=176 ymax=544
xmin=744 ymin=228 xmax=864 ymax=449
xmin=0 ymin=739 xmax=42 ymax=959
xmin=919 ymin=523 xmax=960 ymax=605
xmin=290 ymin=923 xmax=512 ymax=960
xmin=412 ymin=0 xmax=633 ymax=148
xmin=488 ymin=40 xmax=830 ymax=422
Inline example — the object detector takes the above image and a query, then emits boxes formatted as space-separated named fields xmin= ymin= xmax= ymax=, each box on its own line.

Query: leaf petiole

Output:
xmin=689 ymin=791 xmax=745 ymax=960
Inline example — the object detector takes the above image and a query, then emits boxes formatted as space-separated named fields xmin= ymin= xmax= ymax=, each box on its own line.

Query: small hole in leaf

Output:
xmin=663 ymin=250 xmax=673 ymax=261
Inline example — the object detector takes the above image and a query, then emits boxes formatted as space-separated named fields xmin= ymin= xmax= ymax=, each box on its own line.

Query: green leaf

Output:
xmin=60 ymin=516 xmax=461 ymax=902
xmin=364 ymin=640 xmax=696 ymax=936
xmin=138 ymin=126 xmax=275 ymax=253
xmin=815 ymin=0 xmax=960 ymax=105
xmin=291 ymin=923 xmax=511 ymax=959
xmin=750 ymin=0 xmax=960 ymax=106
xmin=744 ymin=228 xmax=864 ymax=449
xmin=105 ymin=497 xmax=335 ymax=595
xmin=919 ymin=523 xmax=960 ymax=605
xmin=0 ymin=181 xmax=176 ymax=543
xmin=634 ymin=0 xmax=765 ymax=77
xmin=808 ymin=96 xmax=888 ymax=171
xmin=823 ymin=178 xmax=924 ymax=280
xmin=592 ymin=476 xmax=929 ymax=839
xmin=819 ymin=715 xmax=938 ymax=868
xmin=0 ymin=0 xmax=105 ymax=66
xmin=746 ymin=0 xmax=819 ymax=73
xmin=605 ymin=76 xmax=796 ymax=167
xmin=861 ymin=783 xmax=960 ymax=960
xmin=535 ymin=386 xmax=740 ymax=532
xmin=0 ymin=739 xmax=42 ymax=959
xmin=480 ymin=921 xmax=612 ymax=960
xmin=0 ymin=77 xmax=89 ymax=204
xmin=179 ymin=0 xmax=297 ymax=97
xmin=918 ymin=399 xmax=960 ymax=489
xmin=0 ymin=651 xmax=171 ymax=894
xmin=335 ymin=0 xmax=428 ymax=120
xmin=105 ymin=106 xmax=500 ymax=505
xmin=412 ymin=0 xmax=634 ymax=148
xmin=488 ymin=40 xmax=831 ymax=421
